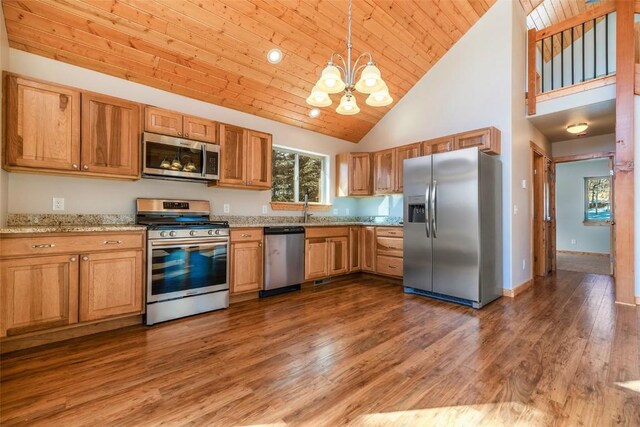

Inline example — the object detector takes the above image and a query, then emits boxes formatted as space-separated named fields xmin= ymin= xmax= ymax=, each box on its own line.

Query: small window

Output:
xmin=271 ymin=146 xmax=326 ymax=204
xmin=584 ymin=176 xmax=611 ymax=224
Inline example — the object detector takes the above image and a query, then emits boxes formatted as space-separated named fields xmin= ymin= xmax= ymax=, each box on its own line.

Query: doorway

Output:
xmin=531 ymin=143 xmax=554 ymax=277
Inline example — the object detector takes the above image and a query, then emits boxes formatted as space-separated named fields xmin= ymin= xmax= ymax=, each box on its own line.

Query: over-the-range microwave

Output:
xmin=142 ymin=132 xmax=219 ymax=182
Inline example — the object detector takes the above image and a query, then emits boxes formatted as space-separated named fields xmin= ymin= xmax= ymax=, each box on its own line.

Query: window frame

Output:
xmin=583 ymin=175 xmax=612 ymax=226
xmin=271 ymin=145 xmax=330 ymax=209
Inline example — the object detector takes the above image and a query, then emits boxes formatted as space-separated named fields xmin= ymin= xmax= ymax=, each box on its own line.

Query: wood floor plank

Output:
xmin=1 ymin=272 xmax=638 ymax=426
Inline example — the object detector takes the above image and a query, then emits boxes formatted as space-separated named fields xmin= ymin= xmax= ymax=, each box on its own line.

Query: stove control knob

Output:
xmin=169 ymin=231 xmax=177 ymax=237
xmin=160 ymin=231 xmax=168 ymax=237
xmin=208 ymin=229 xmax=214 ymax=235
xmin=190 ymin=230 xmax=197 ymax=236
xmin=215 ymin=230 xmax=220 ymax=235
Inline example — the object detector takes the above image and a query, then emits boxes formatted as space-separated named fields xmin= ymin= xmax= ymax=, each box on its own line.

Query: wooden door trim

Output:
xmin=553 ymin=151 xmax=615 ymax=164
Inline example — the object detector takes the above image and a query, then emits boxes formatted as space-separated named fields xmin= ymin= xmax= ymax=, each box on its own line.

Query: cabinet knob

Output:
xmin=185 ymin=133 xmax=189 ymax=137
xmin=82 ymin=256 xmax=89 ymax=261
xmin=70 ymin=257 xmax=77 ymax=262
xmin=241 ymin=233 xmax=250 ymax=237
xmin=258 ymin=242 xmax=262 ymax=247
xmin=83 ymin=165 xmax=89 ymax=170
xmin=177 ymin=131 xmax=182 ymax=136
xmin=72 ymin=163 xmax=78 ymax=169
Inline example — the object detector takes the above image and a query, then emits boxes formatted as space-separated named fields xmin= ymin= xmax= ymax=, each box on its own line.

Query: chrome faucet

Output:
xmin=303 ymin=194 xmax=312 ymax=223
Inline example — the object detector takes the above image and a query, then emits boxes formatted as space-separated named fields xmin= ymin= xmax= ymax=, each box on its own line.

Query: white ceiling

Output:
xmin=528 ymin=99 xmax=615 ymax=143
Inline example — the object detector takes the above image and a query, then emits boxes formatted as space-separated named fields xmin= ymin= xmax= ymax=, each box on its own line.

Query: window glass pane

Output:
xmin=271 ymin=149 xmax=296 ymax=202
xmin=298 ymin=155 xmax=323 ymax=203
xmin=584 ymin=176 xmax=611 ymax=221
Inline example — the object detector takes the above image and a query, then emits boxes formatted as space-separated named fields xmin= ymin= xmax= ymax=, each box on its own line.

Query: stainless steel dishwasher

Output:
xmin=262 ymin=226 xmax=305 ymax=297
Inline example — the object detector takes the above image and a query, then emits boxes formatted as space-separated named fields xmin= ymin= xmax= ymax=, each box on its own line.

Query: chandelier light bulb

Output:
xmin=365 ymin=82 xmax=393 ymax=107
xmin=306 ymin=85 xmax=332 ymax=107
xmin=336 ymin=92 xmax=360 ymax=115
xmin=317 ymin=65 xmax=346 ymax=94
xmin=355 ymin=64 xmax=385 ymax=94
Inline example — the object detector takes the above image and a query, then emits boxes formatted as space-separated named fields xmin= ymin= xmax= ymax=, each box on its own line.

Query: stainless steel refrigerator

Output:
xmin=403 ymin=147 xmax=502 ymax=308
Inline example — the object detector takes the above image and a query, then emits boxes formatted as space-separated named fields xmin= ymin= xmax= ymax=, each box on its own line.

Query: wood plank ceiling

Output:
xmin=520 ymin=0 xmax=614 ymax=30
xmin=1 ymin=0 xmax=495 ymax=143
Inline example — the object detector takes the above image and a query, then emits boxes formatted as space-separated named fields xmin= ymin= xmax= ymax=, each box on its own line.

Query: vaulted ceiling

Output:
xmin=1 ymin=0 xmax=496 ymax=142
xmin=520 ymin=0 xmax=613 ymax=30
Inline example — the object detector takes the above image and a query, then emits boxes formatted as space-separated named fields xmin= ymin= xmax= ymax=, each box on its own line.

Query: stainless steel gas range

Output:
xmin=136 ymin=198 xmax=230 ymax=325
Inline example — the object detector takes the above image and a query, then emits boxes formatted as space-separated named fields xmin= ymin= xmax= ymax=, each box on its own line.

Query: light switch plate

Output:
xmin=571 ymin=239 xmax=577 ymax=245
xmin=521 ymin=179 xmax=527 ymax=189
xmin=346 ymin=208 xmax=350 ymax=215
xmin=262 ymin=205 xmax=268 ymax=214
xmin=52 ymin=197 xmax=65 ymax=211
xmin=513 ymin=205 xmax=518 ymax=215
xmin=223 ymin=203 xmax=230 ymax=213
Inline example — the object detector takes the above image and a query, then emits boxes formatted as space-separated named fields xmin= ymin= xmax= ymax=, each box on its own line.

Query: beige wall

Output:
xmin=552 ymin=133 xmax=616 ymax=157
xmin=5 ymin=49 xmax=360 ymax=217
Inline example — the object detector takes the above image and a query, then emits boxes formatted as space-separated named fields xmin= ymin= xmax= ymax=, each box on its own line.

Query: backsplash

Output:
xmin=210 ymin=215 xmax=403 ymax=225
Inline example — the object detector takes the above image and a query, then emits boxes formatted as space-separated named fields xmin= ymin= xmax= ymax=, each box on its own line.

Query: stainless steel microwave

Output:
xmin=142 ymin=132 xmax=219 ymax=182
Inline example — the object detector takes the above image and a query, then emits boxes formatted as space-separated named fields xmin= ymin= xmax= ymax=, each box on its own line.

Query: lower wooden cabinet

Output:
xmin=79 ymin=250 xmax=143 ymax=322
xmin=374 ymin=227 xmax=403 ymax=278
xmin=305 ymin=238 xmax=329 ymax=280
xmin=349 ymin=227 xmax=361 ymax=272
xmin=230 ymin=241 xmax=264 ymax=294
xmin=328 ymin=237 xmax=349 ymax=276
xmin=360 ymin=226 xmax=376 ymax=272
xmin=0 ymin=255 xmax=79 ymax=337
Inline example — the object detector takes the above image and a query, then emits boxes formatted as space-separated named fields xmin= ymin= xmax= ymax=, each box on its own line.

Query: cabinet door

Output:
xmin=394 ymin=143 xmax=421 ymax=193
xmin=5 ymin=76 xmax=81 ymax=171
xmin=183 ymin=115 xmax=216 ymax=143
xmin=81 ymin=93 xmax=141 ymax=177
xmin=373 ymin=149 xmax=395 ymax=194
xmin=350 ymin=153 xmax=372 ymax=196
xmin=219 ymin=124 xmax=247 ymax=186
xmin=0 ymin=255 xmax=79 ymax=337
xmin=328 ymin=237 xmax=349 ymax=276
xmin=79 ymin=251 xmax=143 ymax=322
xmin=349 ymin=227 xmax=361 ymax=272
xmin=454 ymin=127 xmax=500 ymax=154
xmin=246 ymin=130 xmax=272 ymax=189
xmin=230 ymin=241 xmax=263 ymax=294
xmin=305 ymin=238 xmax=328 ymax=280
xmin=429 ymin=137 xmax=454 ymax=154
xmin=145 ymin=107 xmax=183 ymax=137
xmin=360 ymin=226 xmax=376 ymax=272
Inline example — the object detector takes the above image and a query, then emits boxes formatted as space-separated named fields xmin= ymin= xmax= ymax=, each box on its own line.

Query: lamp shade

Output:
xmin=365 ymin=82 xmax=393 ymax=107
xmin=566 ymin=123 xmax=588 ymax=134
xmin=306 ymin=85 xmax=332 ymax=107
xmin=316 ymin=64 xmax=346 ymax=94
xmin=336 ymin=92 xmax=360 ymax=115
xmin=354 ymin=64 xmax=385 ymax=94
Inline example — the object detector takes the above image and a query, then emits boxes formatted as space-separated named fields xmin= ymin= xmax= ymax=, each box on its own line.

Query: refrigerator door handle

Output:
xmin=425 ymin=183 xmax=431 ymax=238
xmin=431 ymin=180 xmax=437 ymax=238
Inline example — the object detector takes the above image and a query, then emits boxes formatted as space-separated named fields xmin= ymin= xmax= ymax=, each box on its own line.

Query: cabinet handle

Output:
xmin=72 ymin=163 xmax=78 ymax=169
xmin=185 ymin=133 xmax=189 ymax=137
xmin=103 ymin=240 xmax=122 ymax=245
xmin=241 ymin=234 xmax=250 ymax=237
xmin=82 ymin=256 xmax=89 ymax=261
xmin=387 ymin=231 xmax=397 ymax=235
xmin=70 ymin=257 xmax=77 ymax=262
xmin=32 ymin=243 xmax=55 ymax=249
xmin=177 ymin=131 xmax=182 ymax=136
xmin=388 ymin=265 xmax=396 ymax=269
xmin=83 ymin=165 xmax=89 ymax=170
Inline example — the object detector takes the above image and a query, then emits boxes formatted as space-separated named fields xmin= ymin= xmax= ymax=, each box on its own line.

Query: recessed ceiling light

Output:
xmin=566 ymin=123 xmax=588 ymax=134
xmin=309 ymin=108 xmax=321 ymax=118
xmin=267 ymin=48 xmax=283 ymax=64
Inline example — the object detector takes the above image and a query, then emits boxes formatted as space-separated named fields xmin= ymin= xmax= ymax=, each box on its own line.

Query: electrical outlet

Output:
xmin=571 ymin=239 xmax=577 ymax=245
xmin=333 ymin=208 xmax=338 ymax=215
xmin=223 ymin=203 xmax=230 ymax=213
xmin=522 ymin=259 xmax=526 ymax=270
xmin=52 ymin=197 xmax=65 ymax=211
xmin=521 ymin=179 xmax=527 ymax=189
xmin=513 ymin=205 xmax=519 ymax=215
xmin=262 ymin=205 xmax=268 ymax=214
xmin=346 ymin=208 xmax=350 ymax=215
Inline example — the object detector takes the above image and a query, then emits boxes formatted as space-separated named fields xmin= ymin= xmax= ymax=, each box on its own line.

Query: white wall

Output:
xmin=0 ymin=4 xmax=8 ymax=226
xmin=552 ymin=133 xmax=616 ymax=157
xmin=4 ymin=49 xmax=361 ymax=217
xmin=556 ymin=159 xmax=611 ymax=253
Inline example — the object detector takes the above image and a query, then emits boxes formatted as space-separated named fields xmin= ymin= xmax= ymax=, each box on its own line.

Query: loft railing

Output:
xmin=527 ymin=3 xmax=616 ymax=115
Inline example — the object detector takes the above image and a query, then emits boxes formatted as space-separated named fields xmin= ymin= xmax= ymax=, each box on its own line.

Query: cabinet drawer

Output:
xmin=376 ymin=227 xmax=403 ymax=238
xmin=376 ymin=237 xmax=403 ymax=258
xmin=305 ymin=227 xmax=349 ymax=238
xmin=230 ymin=228 xmax=264 ymax=242
xmin=0 ymin=233 xmax=144 ymax=258
xmin=376 ymin=255 xmax=403 ymax=277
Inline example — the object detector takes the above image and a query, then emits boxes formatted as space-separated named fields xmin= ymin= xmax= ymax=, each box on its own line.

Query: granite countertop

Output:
xmin=229 ymin=222 xmax=402 ymax=228
xmin=0 ymin=225 xmax=148 ymax=234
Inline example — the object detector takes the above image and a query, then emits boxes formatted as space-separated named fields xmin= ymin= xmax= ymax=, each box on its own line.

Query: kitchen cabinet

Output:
xmin=81 ymin=92 xmax=141 ymax=178
xmin=453 ymin=127 xmax=501 ymax=154
xmin=144 ymin=106 xmax=216 ymax=143
xmin=305 ymin=239 xmax=329 ymax=280
xmin=375 ymin=227 xmax=403 ymax=278
xmin=214 ymin=124 xmax=273 ymax=190
xmin=394 ymin=143 xmax=421 ymax=194
xmin=230 ymin=228 xmax=263 ymax=294
xmin=360 ymin=226 xmax=376 ymax=272
xmin=4 ymin=75 xmax=81 ymax=172
xmin=335 ymin=153 xmax=372 ymax=197
xmin=349 ymin=227 xmax=361 ymax=272
xmin=0 ymin=230 xmax=145 ymax=343
xmin=423 ymin=136 xmax=453 ymax=155
xmin=79 ymin=250 xmax=143 ymax=322
xmin=0 ymin=255 xmax=79 ymax=337
xmin=328 ymin=237 xmax=349 ymax=276
xmin=373 ymin=148 xmax=395 ymax=194
xmin=304 ymin=227 xmax=349 ymax=280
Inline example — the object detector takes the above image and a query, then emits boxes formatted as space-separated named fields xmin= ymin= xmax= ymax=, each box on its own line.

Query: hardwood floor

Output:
xmin=557 ymin=252 xmax=611 ymax=275
xmin=1 ymin=272 xmax=639 ymax=426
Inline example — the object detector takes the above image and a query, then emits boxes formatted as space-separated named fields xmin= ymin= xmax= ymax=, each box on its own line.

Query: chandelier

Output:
xmin=306 ymin=0 xmax=393 ymax=115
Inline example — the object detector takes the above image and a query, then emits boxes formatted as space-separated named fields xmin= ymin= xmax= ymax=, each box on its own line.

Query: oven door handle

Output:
xmin=151 ymin=238 xmax=228 ymax=247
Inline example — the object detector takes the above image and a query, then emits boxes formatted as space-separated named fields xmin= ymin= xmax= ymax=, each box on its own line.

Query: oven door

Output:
xmin=142 ymin=132 xmax=210 ymax=182
xmin=147 ymin=238 xmax=229 ymax=303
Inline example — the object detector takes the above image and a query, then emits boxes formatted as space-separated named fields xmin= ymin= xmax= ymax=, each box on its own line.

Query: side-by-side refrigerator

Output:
xmin=403 ymin=147 xmax=502 ymax=309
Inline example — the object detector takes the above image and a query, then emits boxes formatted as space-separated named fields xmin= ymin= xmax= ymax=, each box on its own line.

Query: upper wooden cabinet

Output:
xmin=213 ymin=124 xmax=272 ymax=190
xmin=394 ymin=143 xmax=421 ymax=194
xmin=81 ymin=92 xmax=140 ymax=177
xmin=373 ymin=148 xmax=396 ymax=195
xmin=144 ymin=106 xmax=216 ymax=143
xmin=4 ymin=75 xmax=81 ymax=172
xmin=0 ymin=254 xmax=79 ymax=338
xmin=423 ymin=136 xmax=453 ymax=155
xmin=335 ymin=152 xmax=372 ymax=197
xmin=453 ymin=127 xmax=501 ymax=154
